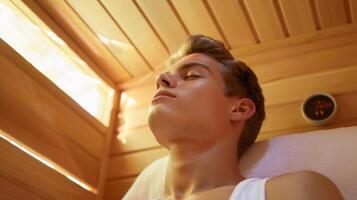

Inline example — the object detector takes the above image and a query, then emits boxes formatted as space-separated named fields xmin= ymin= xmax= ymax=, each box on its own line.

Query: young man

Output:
xmin=123 ymin=35 xmax=343 ymax=200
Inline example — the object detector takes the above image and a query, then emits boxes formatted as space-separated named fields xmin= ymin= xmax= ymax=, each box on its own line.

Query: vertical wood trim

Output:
xmin=96 ymin=89 xmax=121 ymax=200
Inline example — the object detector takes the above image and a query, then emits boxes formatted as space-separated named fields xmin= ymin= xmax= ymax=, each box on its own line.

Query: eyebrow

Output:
xmin=173 ymin=62 xmax=213 ymax=75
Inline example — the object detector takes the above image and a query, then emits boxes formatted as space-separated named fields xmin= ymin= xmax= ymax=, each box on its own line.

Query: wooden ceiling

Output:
xmin=24 ymin=0 xmax=357 ymax=87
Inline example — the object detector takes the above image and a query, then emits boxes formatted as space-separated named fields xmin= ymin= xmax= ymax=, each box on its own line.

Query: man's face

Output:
xmin=148 ymin=53 xmax=234 ymax=148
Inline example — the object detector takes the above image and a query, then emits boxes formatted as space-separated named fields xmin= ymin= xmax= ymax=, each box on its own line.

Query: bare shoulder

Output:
xmin=265 ymin=170 xmax=343 ymax=200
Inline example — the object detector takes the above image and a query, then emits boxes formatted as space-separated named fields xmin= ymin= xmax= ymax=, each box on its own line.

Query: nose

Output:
xmin=155 ymin=72 xmax=177 ymax=89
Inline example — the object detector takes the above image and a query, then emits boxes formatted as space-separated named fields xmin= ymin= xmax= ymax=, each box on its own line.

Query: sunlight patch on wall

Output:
xmin=0 ymin=0 xmax=113 ymax=126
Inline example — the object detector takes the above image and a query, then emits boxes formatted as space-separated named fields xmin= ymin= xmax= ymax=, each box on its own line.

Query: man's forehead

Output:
xmin=166 ymin=53 xmax=222 ymax=72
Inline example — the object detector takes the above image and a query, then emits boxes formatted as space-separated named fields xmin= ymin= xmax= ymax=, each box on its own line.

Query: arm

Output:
xmin=266 ymin=170 xmax=343 ymax=200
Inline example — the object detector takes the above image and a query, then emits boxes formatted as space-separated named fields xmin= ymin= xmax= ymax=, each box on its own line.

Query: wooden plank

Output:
xmin=0 ymin=174 xmax=45 ymax=200
xmin=206 ymin=0 xmax=256 ymax=47
xmin=112 ymin=126 xmax=160 ymax=156
xmin=104 ymin=177 xmax=135 ymax=200
xmin=171 ymin=0 xmax=224 ymax=43
xmin=0 ymin=98 xmax=100 ymax=188
xmin=96 ymin=90 xmax=121 ymax=200
xmin=0 ymin=40 xmax=105 ymax=186
xmin=66 ymin=0 xmax=151 ymax=77
xmin=249 ymin=41 xmax=357 ymax=84
xmin=101 ymin=0 xmax=168 ymax=70
xmin=23 ymin=0 xmax=130 ymax=83
xmin=350 ymin=0 xmax=357 ymax=22
xmin=136 ymin=0 xmax=188 ymax=53
xmin=315 ymin=0 xmax=348 ymax=28
xmin=243 ymin=0 xmax=285 ymax=41
xmin=0 ymin=138 xmax=96 ymax=200
xmin=277 ymin=0 xmax=316 ymax=35
xmin=108 ymin=148 xmax=168 ymax=179
xmin=0 ymin=46 xmax=104 ymax=159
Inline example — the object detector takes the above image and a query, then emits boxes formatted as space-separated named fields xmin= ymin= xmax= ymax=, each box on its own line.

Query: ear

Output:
xmin=230 ymin=98 xmax=256 ymax=122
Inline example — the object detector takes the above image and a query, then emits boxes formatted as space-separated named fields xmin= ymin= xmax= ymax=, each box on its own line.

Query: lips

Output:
xmin=153 ymin=90 xmax=177 ymax=99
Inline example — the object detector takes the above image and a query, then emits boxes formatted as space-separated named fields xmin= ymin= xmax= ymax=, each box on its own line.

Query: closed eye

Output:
xmin=184 ymin=75 xmax=201 ymax=80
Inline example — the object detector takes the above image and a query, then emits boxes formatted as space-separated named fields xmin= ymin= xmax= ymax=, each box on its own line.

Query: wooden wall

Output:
xmin=104 ymin=24 xmax=357 ymax=200
xmin=0 ymin=38 xmax=111 ymax=199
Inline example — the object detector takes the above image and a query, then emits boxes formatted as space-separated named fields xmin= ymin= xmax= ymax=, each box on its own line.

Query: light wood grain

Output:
xmin=350 ymin=0 xmax=357 ymax=22
xmin=0 ymin=139 xmax=96 ymax=200
xmin=315 ymin=0 xmax=348 ymax=28
xmin=171 ymin=0 xmax=224 ymax=43
xmin=66 ymin=0 xmax=151 ymax=77
xmin=104 ymin=177 xmax=136 ymax=200
xmin=243 ymin=0 xmax=285 ymax=41
xmin=100 ymin=0 xmax=169 ymax=70
xmin=277 ymin=0 xmax=316 ymax=35
xmin=207 ymin=0 xmax=256 ymax=47
xmin=24 ymin=0 xmax=130 ymax=83
xmin=0 ymin=39 xmax=104 ymax=187
xmin=136 ymin=0 xmax=188 ymax=53
xmin=108 ymin=148 xmax=168 ymax=179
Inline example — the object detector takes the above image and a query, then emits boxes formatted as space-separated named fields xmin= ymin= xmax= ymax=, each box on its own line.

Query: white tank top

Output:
xmin=229 ymin=177 xmax=269 ymax=200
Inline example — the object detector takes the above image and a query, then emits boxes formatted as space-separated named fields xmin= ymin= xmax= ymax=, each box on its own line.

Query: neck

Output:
xmin=164 ymin=137 xmax=245 ymax=199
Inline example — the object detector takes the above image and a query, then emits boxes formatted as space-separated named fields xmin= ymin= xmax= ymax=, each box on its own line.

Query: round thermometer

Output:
xmin=301 ymin=93 xmax=338 ymax=126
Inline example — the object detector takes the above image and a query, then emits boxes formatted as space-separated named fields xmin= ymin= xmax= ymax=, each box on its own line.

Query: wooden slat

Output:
xmin=171 ymin=0 xmax=224 ymax=43
xmin=246 ymin=40 xmax=357 ymax=84
xmin=206 ymin=0 xmax=256 ymax=47
xmin=108 ymin=148 xmax=168 ymax=179
xmin=104 ymin=177 xmax=136 ymax=200
xmin=101 ymin=0 xmax=168 ymax=70
xmin=0 ymin=174 xmax=44 ymax=200
xmin=243 ymin=0 xmax=285 ymax=41
xmin=350 ymin=0 xmax=357 ymax=22
xmin=66 ymin=0 xmax=151 ymax=77
xmin=23 ymin=0 xmax=130 ymax=83
xmin=0 ymin=40 xmax=103 ymax=186
xmin=96 ymin=90 xmax=121 ymax=200
xmin=112 ymin=126 xmax=159 ymax=156
xmin=0 ymin=138 xmax=96 ymax=200
xmin=315 ymin=0 xmax=348 ymax=28
xmin=263 ymin=64 xmax=357 ymax=106
xmin=136 ymin=0 xmax=188 ymax=53
xmin=277 ymin=0 xmax=316 ymax=35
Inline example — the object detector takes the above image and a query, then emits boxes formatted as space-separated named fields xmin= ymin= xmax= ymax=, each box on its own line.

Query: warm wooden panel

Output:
xmin=315 ymin=0 xmax=348 ymax=28
xmin=136 ymin=0 xmax=188 ymax=53
xmin=0 ymin=40 xmax=103 ymax=186
xmin=108 ymin=148 xmax=168 ymax=179
xmin=101 ymin=0 xmax=168 ymax=70
xmin=104 ymin=177 xmax=136 ymax=200
xmin=0 ymin=174 xmax=44 ymax=200
xmin=207 ymin=0 xmax=256 ymax=47
xmin=278 ymin=0 xmax=316 ymax=35
xmin=25 ymin=0 xmax=130 ymax=83
xmin=112 ymin=126 xmax=159 ymax=156
xmin=243 ymin=0 xmax=285 ymax=41
xmin=66 ymin=0 xmax=151 ymax=77
xmin=171 ymin=0 xmax=224 ymax=43
xmin=351 ymin=0 xmax=357 ymax=22
xmin=0 ymin=138 xmax=96 ymax=200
